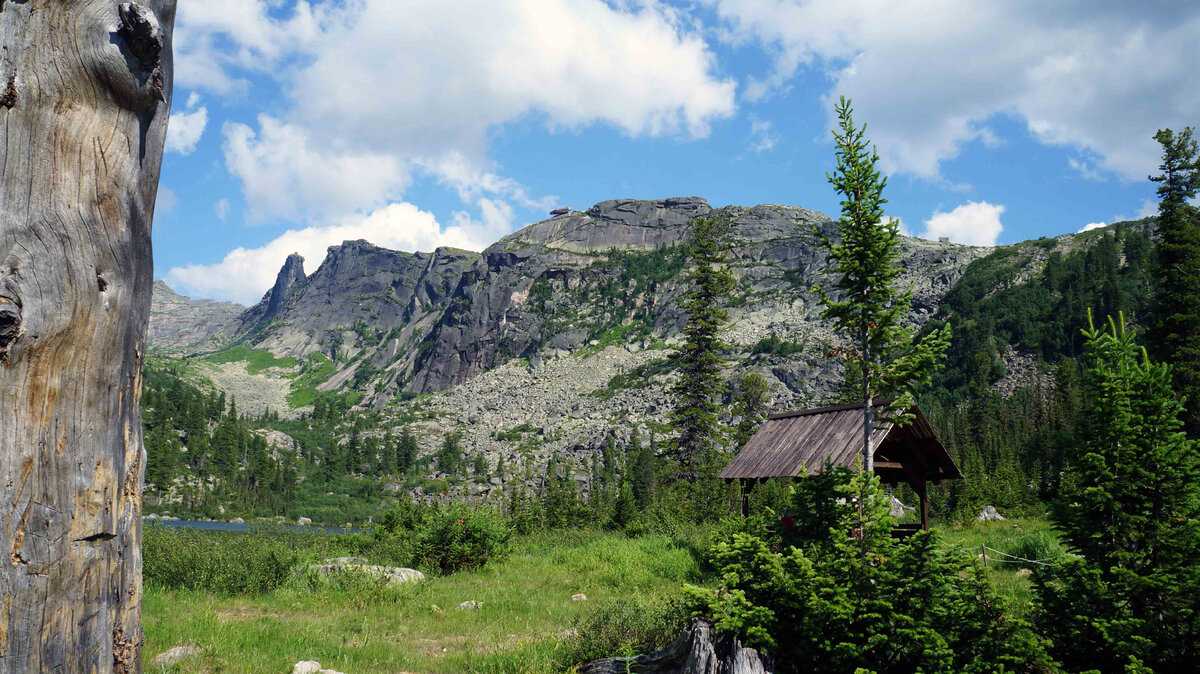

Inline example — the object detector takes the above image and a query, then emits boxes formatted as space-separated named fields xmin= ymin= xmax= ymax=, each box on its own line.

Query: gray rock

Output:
xmin=293 ymin=661 xmax=345 ymax=674
xmin=977 ymin=505 xmax=1005 ymax=521
xmin=571 ymin=593 xmax=587 ymax=601
xmin=230 ymin=517 xmax=245 ymax=524
xmin=455 ymin=600 xmax=482 ymax=611
xmin=152 ymin=645 xmax=202 ymax=666
xmin=311 ymin=561 xmax=425 ymax=586
xmin=297 ymin=517 xmax=313 ymax=526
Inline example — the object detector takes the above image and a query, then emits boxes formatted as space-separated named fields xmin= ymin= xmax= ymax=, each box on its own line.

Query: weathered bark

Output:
xmin=578 ymin=619 xmax=773 ymax=674
xmin=0 ymin=2 xmax=175 ymax=672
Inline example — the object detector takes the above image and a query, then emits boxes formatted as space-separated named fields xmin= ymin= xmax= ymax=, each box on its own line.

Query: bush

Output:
xmin=1002 ymin=530 xmax=1064 ymax=569
xmin=415 ymin=505 xmax=511 ymax=574
xmin=144 ymin=525 xmax=312 ymax=594
xmin=558 ymin=597 xmax=689 ymax=667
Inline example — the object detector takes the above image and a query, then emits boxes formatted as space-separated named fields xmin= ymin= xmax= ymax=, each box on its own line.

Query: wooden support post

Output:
xmin=918 ymin=479 xmax=929 ymax=531
xmin=741 ymin=479 xmax=750 ymax=517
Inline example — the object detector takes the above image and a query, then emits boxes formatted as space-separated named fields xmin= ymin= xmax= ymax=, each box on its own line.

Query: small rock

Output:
xmin=571 ymin=593 xmax=587 ymax=601
xmin=152 ymin=645 xmax=201 ymax=666
xmin=292 ymin=662 xmax=346 ymax=674
xmin=431 ymin=604 xmax=444 ymax=614
xmin=297 ymin=517 xmax=313 ymax=526
xmin=455 ymin=600 xmax=482 ymax=611
xmin=1015 ymin=568 xmax=1033 ymax=579
xmin=230 ymin=517 xmax=245 ymax=524
xmin=977 ymin=505 xmax=1005 ymax=521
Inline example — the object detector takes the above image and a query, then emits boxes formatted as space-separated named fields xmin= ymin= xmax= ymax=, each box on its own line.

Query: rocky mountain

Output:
xmin=147 ymin=281 xmax=242 ymax=354
xmin=150 ymin=197 xmax=984 ymax=409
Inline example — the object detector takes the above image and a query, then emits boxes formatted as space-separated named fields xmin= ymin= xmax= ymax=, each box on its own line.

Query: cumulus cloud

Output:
xmin=921 ymin=202 xmax=1005 ymax=246
xmin=709 ymin=1 xmax=1200 ymax=181
xmin=166 ymin=203 xmax=487 ymax=305
xmin=1079 ymin=221 xmax=1108 ymax=233
xmin=165 ymin=94 xmax=207 ymax=155
xmin=180 ymin=0 xmax=736 ymax=224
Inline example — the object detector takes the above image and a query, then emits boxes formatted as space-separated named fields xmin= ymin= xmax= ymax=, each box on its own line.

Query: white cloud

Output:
xmin=222 ymin=117 xmax=408 ymax=223
xmin=180 ymin=0 xmax=735 ymax=224
xmin=155 ymin=187 xmax=178 ymax=219
xmin=1137 ymin=199 xmax=1158 ymax=219
xmin=165 ymin=95 xmax=208 ymax=155
xmin=710 ymin=1 xmax=1200 ymax=181
xmin=214 ymin=198 xmax=231 ymax=222
xmin=920 ymin=201 xmax=1005 ymax=246
xmin=1079 ymin=221 xmax=1108 ymax=233
xmin=1068 ymin=157 xmax=1107 ymax=182
xmin=747 ymin=116 xmax=778 ymax=153
xmin=165 ymin=203 xmax=488 ymax=305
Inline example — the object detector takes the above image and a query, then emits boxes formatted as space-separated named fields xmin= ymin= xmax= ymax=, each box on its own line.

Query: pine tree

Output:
xmin=436 ymin=432 xmax=462 ymax=475
xmin=813 ymin=97 xmax=951 ymax=472
xmin=1148 ymin=127 xmax=1200 ymax=435
xmin=396 ymin=426 xmax=418 ymax=473
xmin=670 ymin=214 xmax=736 ymax=475
xmin=472 ymin=452 xmax=488 ymax=477
xmin=1038 ymin=311 xmax=1200 ymax=671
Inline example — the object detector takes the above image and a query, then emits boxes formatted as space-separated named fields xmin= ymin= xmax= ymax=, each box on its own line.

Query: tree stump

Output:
xmin=578 ymin=619 xmax=773 ymax=674
xmin=0 ymin=2 xmax=176 ymax=671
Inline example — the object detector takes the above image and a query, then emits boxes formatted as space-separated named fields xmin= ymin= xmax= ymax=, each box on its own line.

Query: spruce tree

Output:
xmin=669 ymin=214 xmax=736 ymax=475
xmin=1148 ymin=126 xmax=1200 ymax=435
xmin=1038 ymin=311 xmax=1200 ymax=671
xmin=732 ymin=372 xmax=771 ymax=448
xmin=813 ymin=97 xmax=951 ymax=472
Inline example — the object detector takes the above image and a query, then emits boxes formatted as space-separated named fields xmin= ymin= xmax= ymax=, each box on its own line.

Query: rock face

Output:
xmin=578 ymin=618 xmax=772 ymax=674
xmin=147 ymin=280 xmax=243 ymax=354
xmin=147 ymin=198 xmax=986 ymax=410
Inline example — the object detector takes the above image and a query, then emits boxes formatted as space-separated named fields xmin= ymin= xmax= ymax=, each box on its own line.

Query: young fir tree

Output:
xmin=669 ymin=214 xmax=736 ymax=475
xmin=813 ymin=97 xmax=951 ymax=472
xmin=1147 ymin=127 xmax=1200 ymax=435
xmin=1037 ymin=312 xmax=1200 ymax=672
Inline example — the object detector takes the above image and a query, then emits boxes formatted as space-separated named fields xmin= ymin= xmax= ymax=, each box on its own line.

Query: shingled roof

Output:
xmin=719 ymin=401 xmax=963 ymax=481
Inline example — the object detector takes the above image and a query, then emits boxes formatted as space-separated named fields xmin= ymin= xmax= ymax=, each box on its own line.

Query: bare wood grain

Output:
xmin=0 ymin=2 xmax=176 ymax=671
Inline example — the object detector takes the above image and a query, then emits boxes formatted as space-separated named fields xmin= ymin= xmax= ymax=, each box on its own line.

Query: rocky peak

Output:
xmin=496 ymin=197 xmax=712 ymax=253
xmin=263 ymin=253 xmax=307 ymax=322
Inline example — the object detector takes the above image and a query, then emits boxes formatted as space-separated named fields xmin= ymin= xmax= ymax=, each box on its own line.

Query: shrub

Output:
xmin=558 ymin=597 xmax=689 ymax=667
xmin=1002 ymin=531 xmax=1063 ymax=569
xmin=415 ymin=505 xmax=511 ymax=574
xmin=143 ymin=525 xmax=312 ymax=594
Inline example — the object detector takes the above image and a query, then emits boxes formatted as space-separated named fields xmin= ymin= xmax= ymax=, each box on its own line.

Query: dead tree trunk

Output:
xmin=0 ymin=2 xmax=175 ymax=672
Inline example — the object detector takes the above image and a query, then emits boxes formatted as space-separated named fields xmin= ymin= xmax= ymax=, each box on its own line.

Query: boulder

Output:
xmin=578 ymin=618 xmax=772 ymax=674
xmin=152 ymin=645 xmax=202 ymax=666
xmin=889 ymin=497 xmax=915 ymax=518
xmin=977 ymin=505 xmax=1005 ymax=521
xmin=293 ymin=661 xmax=345 ymax=674
xmin=230 ymin=517 xmax=245 ymax=524
xmin=297 ymin=517 xmax=313 ymax=526
xmin=571 ymin=593 xmax=587 ymax=601
xmin=310 ymin=561 xmax=425 ymax=586
xmin=455 ymin=600 xmax=482 ymax=611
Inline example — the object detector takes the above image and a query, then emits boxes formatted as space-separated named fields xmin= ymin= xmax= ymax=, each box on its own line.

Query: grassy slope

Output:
xmin=144 ymin=531 xmax=700 ymax=673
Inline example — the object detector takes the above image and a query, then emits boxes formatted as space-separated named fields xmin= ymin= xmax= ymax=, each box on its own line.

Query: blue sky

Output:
xmin=156 ymin=1 xmax=1200 ymax=304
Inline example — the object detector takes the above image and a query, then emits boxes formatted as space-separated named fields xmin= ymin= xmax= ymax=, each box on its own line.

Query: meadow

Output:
xmin=143 ymin=518 xmax=1049 ymax=673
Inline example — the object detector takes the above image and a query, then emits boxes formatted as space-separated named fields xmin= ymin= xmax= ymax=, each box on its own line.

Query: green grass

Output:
xmin=203 ymin=344 xmax=298 ymax=375
xmin=143 ymin=531 xmax=702 ymax=673
xmin=286 ymin=353 xmax=338 ymax=407
xmin=938 ymin=517 xmax=1064 ymax=616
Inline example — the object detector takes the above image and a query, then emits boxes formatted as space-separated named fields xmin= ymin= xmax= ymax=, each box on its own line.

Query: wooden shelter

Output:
xmin=719 ymin=401 xmax=963 ymax=531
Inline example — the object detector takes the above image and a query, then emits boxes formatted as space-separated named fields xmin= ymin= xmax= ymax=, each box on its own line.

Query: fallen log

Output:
xmin=578 ymin=618 xmax=773 ymax=674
